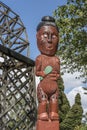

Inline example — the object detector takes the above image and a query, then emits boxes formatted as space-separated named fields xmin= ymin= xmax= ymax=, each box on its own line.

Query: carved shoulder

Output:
xmin=55 ymin=56 xmax=60 ymax=64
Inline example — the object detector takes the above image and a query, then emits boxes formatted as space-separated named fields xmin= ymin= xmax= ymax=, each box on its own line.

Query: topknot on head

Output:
xmin=41 ymin=16 xmax=55 ymax=23
xmin=36 ymin=16 xmax=59 ymax=32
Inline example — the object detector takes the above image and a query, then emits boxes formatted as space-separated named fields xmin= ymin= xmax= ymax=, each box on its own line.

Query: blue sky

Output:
xmin=1 ymin=1 xmax=87 ymax=111
xmin=0 ymin=0 xmax=67 ymax=60
xmin=0 ymin=0 xmax=85 ymax=92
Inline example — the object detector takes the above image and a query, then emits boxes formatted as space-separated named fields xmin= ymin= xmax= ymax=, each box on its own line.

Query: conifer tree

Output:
xmin=57 ymin=77 xmax=70 ymax=123
xmin=60 ymin=93 xmax=83 ymax=130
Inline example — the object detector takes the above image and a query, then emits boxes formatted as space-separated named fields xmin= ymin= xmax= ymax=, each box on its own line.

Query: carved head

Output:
xmin=36 ymin=16 xmax=59 ymax=56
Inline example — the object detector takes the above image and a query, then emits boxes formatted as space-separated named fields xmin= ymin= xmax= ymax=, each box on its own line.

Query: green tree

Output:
xmin=53 ymin=0 xmax=87 ymax=80
xmin=82 ymin=112 xmax=87 ymax=124
xmin=60 ymin=93 xmax=83 ymax=130
xmin=74 ymin=124 xmax=87 ymax=130
xmin=57 ymin=77 xmax=70 ymax=124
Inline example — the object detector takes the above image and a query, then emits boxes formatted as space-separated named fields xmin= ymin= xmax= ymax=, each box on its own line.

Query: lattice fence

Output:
xmin=0 ymin=45 xmax=37 ymax=130
xmin=0 ymin=2 xmax=37 ymax=130
xmin=0 ymin=1 xmax=29 ymax=55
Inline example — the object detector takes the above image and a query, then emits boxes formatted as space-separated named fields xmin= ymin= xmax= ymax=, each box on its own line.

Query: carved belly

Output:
xmin=39 ymin=79 xmax=57 ymax=95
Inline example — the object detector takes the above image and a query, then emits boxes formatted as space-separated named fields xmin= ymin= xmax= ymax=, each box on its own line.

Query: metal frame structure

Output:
xmin=0 ymin=2 xmax=36 ymax=130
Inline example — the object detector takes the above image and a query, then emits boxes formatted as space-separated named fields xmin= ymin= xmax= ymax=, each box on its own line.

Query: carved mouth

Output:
xmin=46 ymin=46 xmax=53 ymax=50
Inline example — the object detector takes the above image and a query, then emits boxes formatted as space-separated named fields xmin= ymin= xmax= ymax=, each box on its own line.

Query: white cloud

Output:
xmin=62 ymin=72 xmax=84 ymax=93
xmin=35 ymin=73 xmax=87 ymax=113
xmin=66 ymin=86 xmax=87 ymax=113
xmin=35 ymin=72 xmax=84 ymax=91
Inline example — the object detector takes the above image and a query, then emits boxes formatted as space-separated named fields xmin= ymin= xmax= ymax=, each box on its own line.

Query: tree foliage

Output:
xmin=54 ymin=0 xmax=87 ymax=80
xmin=57 ymin=77 xmax=70 ymax=124
xmin=82 ymin=112 xmax=87 ymax=124
xmin=60 ymin=93 xmax=83 ymax=130
xmin=74 ymin=112 xmax=87 ymax=130
xmin=74 ymin=124 xmax=87 ymax=130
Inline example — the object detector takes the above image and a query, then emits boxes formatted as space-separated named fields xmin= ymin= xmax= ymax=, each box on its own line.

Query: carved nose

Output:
xmin=48 ymin=35 xmax=52 ymax=43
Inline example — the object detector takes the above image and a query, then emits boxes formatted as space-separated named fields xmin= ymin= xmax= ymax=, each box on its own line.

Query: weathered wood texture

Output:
xmin=0 ymin=1 xmax=29 ymax=55
xmin=0 ymin=46 xmax=36 ymax=130
xmin=0 ymin=2 xmax=37 ymax=130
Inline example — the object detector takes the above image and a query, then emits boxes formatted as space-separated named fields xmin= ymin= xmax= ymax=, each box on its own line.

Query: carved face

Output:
xmin=36 ymin=25 xmax=59 ymax=56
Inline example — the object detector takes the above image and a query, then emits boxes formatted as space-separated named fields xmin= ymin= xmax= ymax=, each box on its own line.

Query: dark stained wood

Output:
xmin=0 ymin=44 xmax=35 ymax=66
xmin=0 ymin=2 xmax=36 ymax=130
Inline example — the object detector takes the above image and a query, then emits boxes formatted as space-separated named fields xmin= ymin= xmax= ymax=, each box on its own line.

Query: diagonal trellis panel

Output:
xmin=0 ymin=45 xmax=37 ymax=130
xmin=0 ymin=2 xmax=37 ymax=130
xmin=0 ymin=1 xmax=29 ymax=55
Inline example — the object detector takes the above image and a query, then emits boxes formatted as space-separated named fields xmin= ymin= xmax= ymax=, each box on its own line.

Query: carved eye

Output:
xmin=52 ymin=34 xmax=57 ymax=39
xmin=43 ymin=33 xmax=48 ymax=38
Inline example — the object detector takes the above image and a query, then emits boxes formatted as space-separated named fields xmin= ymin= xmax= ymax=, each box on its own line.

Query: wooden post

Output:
xmin=36 ymin=120 xmax=59 ymax=130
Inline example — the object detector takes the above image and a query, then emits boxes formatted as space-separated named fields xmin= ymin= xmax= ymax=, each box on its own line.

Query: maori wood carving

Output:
xmin=35 ymin=16 xmax=60 ymax=130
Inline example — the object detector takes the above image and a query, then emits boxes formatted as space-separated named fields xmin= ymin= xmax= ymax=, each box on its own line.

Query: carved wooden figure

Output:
xmin=35 ymin=16 xmax=60 ymax=130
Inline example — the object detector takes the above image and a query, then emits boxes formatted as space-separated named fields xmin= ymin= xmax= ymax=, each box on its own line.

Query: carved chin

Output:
xmin=41 ymin=49 xmax=56 ymax=56
xmin=37 ymin=44 xmax=57 ymax=56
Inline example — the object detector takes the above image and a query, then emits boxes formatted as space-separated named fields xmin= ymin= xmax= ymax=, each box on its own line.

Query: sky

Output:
xmin=0 ymin=0 xmax=87 ymax=112
xmin=0 ymin=0 xmax=67 ymax=60
xmin=67 ymin=86 xmax=87 ymax=114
